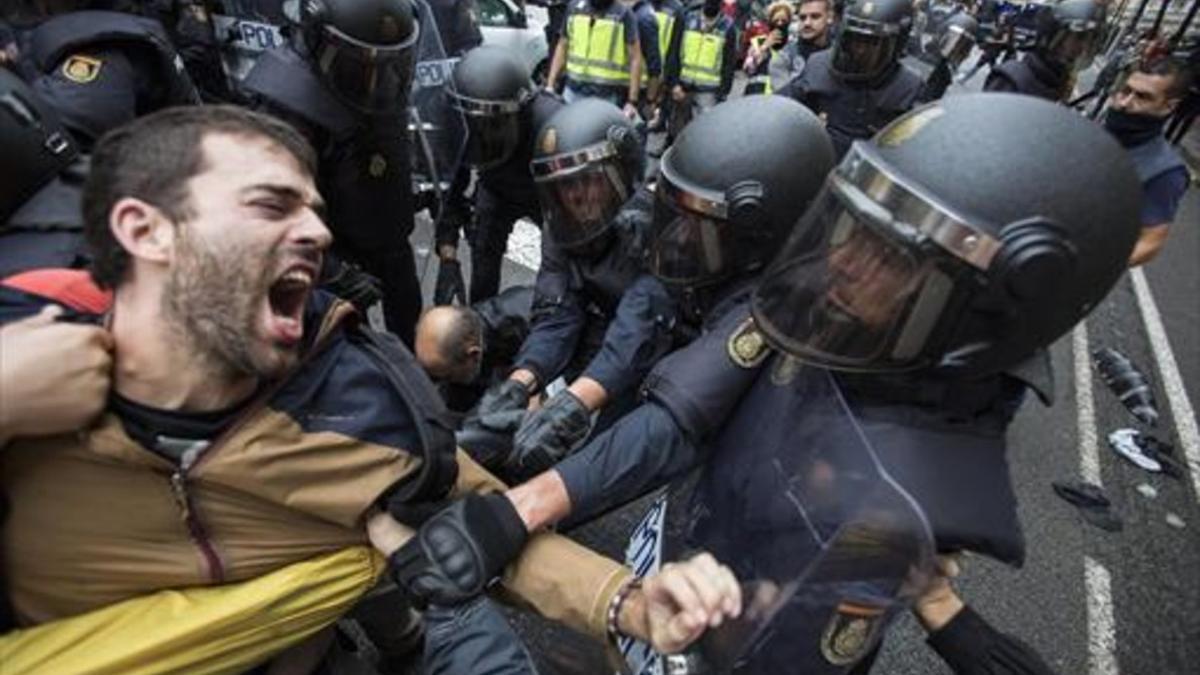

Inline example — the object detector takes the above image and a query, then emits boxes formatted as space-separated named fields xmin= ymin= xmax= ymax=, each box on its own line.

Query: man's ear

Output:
xmin=109 ymin=197 xmax=176 ymax=266
xmin=466 ymin=344 xmax=484 ymax=362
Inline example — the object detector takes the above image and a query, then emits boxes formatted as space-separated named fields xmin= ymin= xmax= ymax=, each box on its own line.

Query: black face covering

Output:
xmin=590 ymin=0 xmax=615 ymax=10
xmin=1104 ymin=109 xmax=1168 ymax=148
xmin=703 ymin=0 xmax=721 ymax=18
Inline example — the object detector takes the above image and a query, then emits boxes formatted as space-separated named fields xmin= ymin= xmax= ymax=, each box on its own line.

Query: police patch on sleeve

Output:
xmin=61 ymin=54 xmax=102 ymax=83
xmin=727 ymin=317 xmax=770 ymax=369
xmin=820 ymin=601 xmax=885 ymax=666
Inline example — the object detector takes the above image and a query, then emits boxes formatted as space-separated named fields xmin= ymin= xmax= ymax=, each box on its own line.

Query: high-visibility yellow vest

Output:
xmin=679 ymin=17 xmax=726 ymax=90
xmin=654 ymin=10 xmax=675 ymax=68
xmin=566 ymin=5 xmax=631 ymax=88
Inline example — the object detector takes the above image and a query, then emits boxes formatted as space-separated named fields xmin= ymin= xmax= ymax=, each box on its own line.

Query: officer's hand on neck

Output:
xmin=914 ymin=554 xmax=966 ymax=632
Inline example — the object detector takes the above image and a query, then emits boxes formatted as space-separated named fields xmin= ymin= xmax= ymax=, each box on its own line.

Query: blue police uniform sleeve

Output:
xmin=622 ymin=9 xmax=639 ymax=46
xmin=926 ymin=605 xmax=1057 ymax=675
xmin=555 ymin=401 xmax=699 ymax=526
xmin=580 ymin=274 xmax=676 ymax=398
xmin=1139 ymin=166 xmax=1189 ymax=227
xmin=719 ymin=21 xmax=737 ymax=99
xmin=663 ymin=13 xmax=685 ymax=86
xmin=512 ymin=237 xmax=587 ymax=387
xmin=638 ymin=8 xmax=662 ymax=77
xmin=33 ymin=47 xmax=139 ymax=146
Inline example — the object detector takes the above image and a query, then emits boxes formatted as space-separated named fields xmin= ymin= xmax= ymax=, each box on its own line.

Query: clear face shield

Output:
xmin=531 ymin=141 xmax=631 ymax=252
xmin=752 ymin=145 xmax=1000 ymax=372
xmin=313 ymin=20 xmax=420 ymax=113
xmin=1044 ymin=18 xmax=1101 ymax=70
xmin=936 ymin=24 xmax=976 ymax=67
xmin=646 ymin=158 xmax=741 ymax=287
xmin=832 ymin=18 xmax=902 ymax=81
xmin=448 ymin=92 xmax=525 ymax=170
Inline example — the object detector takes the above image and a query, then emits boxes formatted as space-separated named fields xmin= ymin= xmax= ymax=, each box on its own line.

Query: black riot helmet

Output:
xmin=530 ymin=98 xmax=643 ymax=254
xmin=752 ymin=94 xmax=1142 ymax=377
xmin=1035 ymin=0 xmax=1104 ymax=70
xmin=936 ymin=10 xmax=978 ymax=67
xmin=299 ymin=0 xmax=419 ymax=113
xmin=649 ymin=96 xmax=835 ymax=289
xmin=832 ymin=0 xmax=915 ymax=82
xmin=449 ymin=45 xmax=536 ymax=171
xmin=0 ymin=68 xmax=77 ymax=223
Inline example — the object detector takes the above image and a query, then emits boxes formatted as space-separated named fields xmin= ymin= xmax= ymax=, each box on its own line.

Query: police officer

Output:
xmin=427 ymin=93 xmax=1142 ymax=674
xmin=983 ymin=0 xmax=1103 ymax=101
xmin=0 ymin=67 xmax=84 ymax=279
xmin=662 ymin=0 xmax=736 ymax=129
xmin=646 ymin=0 xmax=682 ymax=123
xmin=545 ymin=0 xmax=644 ymax=116
xmin=780 ymin=0 xmax=924 ymax=159
xmin=627 ymin=0 xmax=663 ymax=112
xmin=460 ymin=98 xmax=677 ymax=483
xmin=0 ymin=1 xmax=198 ymax=149
xmin=434 ymin=45 xmax=564 ymax=305
xmin=241 ymin=0 xmax=424 ymax=345
xmin=916 ymin=7 xmax=977 ymax=102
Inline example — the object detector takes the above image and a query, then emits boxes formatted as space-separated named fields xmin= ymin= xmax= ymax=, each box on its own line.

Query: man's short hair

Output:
xmin=1136 ymin=56 xmax=1194 ymax=102
xmin=441 ymin=306 xmax=484 ymax=366
xmin=798 ymin=0 xmax=832 ymax=14
xmin=82 ymin=105 xmax=317 ymax=289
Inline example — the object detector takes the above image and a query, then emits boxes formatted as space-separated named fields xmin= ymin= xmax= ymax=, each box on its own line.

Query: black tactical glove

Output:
xmin=474 ymin=379 xmax=532 ymax=419
xmin=455 ymin=408 xmax=525 ymax=471
xmin=510 ymin=389 xmax=592 ymax=478
xmin=389 ymin=492 xmax=528 ymax=608
xmin=322 ymin=260 xmax=382 ymax=313
xmin=433 ymin=258 xmax=467 ymax=306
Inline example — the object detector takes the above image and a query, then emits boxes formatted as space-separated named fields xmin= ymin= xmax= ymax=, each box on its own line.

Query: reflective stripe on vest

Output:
xmin=680 ymin=28 xmax=724 ymax=89
xmin=567 ymin=13 xmax=630 ymax=87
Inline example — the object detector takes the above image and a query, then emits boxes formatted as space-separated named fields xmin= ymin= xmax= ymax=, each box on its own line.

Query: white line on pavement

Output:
xmin=1074 ymin=323 xmax=1103 ymax=486
xmin=1085 ymin=556 xmax=1120 ymax=675
xmin=1129 ymin=267 xmax=1200 ymax=502
xmin=504 ymin=219 xmax=542 ymax=271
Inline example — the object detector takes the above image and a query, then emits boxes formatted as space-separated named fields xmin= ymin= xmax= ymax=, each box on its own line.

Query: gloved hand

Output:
xmin=389 ymin=492 xmax=528 ymax=607
xmin=510 ymin=389 xmax=592 ymax=478
xmin=455 ymin=408 xmax=525 ymax=471
xmin=434 ymin=258 xmax=467 ymax=305
xmin=474 ymin=379 xmax=531 ymax=419
xmin=322 ymin=259 xmax=382 ymax=313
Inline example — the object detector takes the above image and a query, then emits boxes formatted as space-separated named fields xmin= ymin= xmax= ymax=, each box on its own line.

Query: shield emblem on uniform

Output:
xmin=62 ymin=54 xmax=102 ymax=84
xmin=820 ymin=601 xmax=885 ymax=666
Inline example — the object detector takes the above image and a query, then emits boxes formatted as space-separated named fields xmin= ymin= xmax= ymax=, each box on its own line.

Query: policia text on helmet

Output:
xmin=752 ymin=94 xmax=1143 ymax=378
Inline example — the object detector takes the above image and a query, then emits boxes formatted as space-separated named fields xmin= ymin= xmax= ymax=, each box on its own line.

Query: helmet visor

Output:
xmin=752 ymin=176 xmax=960 ymax=371
xmin=533 ymin=162 xmax=627 ymax=251
xmin=314 ymin=22 xmax=418 ymax=112
xmin=647 ymin=173 xmax=738 ymax=286
xmin=937 ymin=25 xmax=975 ymax=65
xmin=833 ymin=25 xmax=898 ymax=80
xmin=451 ymin=93 xmax=523 ymax=170
xmin=1045 ymin=21 xmax=1100 ymax=69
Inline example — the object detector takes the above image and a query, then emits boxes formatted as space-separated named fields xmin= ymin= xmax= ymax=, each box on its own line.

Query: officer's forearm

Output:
xmin=629 ymin=45 xmax=644 ymax=102
xmin=567 ymin=376 xmax=609 ymax=411
xmin=547 ymin=39 xmax=568 ymax=89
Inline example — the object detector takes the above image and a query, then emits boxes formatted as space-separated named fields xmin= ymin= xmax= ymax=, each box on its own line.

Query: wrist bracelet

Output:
xmin=606 ymin=576 xmax=643 ymax=642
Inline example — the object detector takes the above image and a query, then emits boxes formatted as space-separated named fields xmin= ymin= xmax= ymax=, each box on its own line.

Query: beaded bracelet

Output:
xmin=606 ymin=576 xmax=644 ymax=643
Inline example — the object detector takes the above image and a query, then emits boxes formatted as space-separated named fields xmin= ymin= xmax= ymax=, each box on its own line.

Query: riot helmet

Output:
xmin=832 ymin=0 xmax=914 ymax=82
xmin=936 ymin=10 xmax=978 ymax=67
xmin=752 ymin=94 xmax=1142 ymax=377
xmin=649 ymin=96 xmax=835 ymax=288
xmin=530 ymin=98 xmax=642 ymax=254
xmin=1035 ymin=0 xmax=1104 ymax=70
xmin=0 ymin=68 xmax=77 ymax=222
xmin=449 ymin=45 xmax=536 ymax=170
xmin=299 ymin=0 xmax=419 ymax=112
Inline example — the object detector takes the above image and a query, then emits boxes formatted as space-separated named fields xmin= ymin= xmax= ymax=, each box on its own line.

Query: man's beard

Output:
xmin=163 ymin=228 xmax=295 ymax=381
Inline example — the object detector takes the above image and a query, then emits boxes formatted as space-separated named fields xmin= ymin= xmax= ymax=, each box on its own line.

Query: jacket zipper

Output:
xmin=162 ymin=300 xmax=354 ymax=584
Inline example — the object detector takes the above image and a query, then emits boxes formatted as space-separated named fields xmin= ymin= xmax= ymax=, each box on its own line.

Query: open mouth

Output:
xmin=265 ymin=266 xmax=315 ymax=347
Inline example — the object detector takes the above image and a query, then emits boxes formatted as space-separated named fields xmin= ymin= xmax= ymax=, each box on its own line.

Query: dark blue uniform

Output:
xmin=436 ymin=91 xmax=564 ymax=302
xmin=512 ymin=188 xmax=680 ymax=424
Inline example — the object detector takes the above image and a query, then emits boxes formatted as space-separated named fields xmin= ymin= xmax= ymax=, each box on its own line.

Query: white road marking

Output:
xmin=1129 ymin=267 xmax=1200 ymax=502
xmin=505 ymin=219 xmax=542 ymax=271
xmin=1085 ymin=556 xmax=1120 ymax=675
xmin=1074 ymin=323 xmax=1103 ymax=486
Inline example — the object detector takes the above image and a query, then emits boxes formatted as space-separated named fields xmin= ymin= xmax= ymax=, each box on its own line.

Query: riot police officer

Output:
xmin=983 ymin=0 xmax=1103 ymax=101
xmin=434 ymin=45 xmax=563 ymax=305
xmin=0 ymin=67 xmax=84 ymax=279
xmin=779 ymin=0 xmax=924 ymax=159
xmin=241 ymin=0 xmax=424 ymax=345
xmin=423 ymin=93 xmax=1142 ymax=674
xmin=1 ymin=2 xmax=198 ymax=149
xmin=545 ymin=0 xmax=644 ymax=115
xmin=460 ymin=98 xmax=677 ymax=483
xmin=662 ymin=0 xmax=737 ymax=125
xmin=916 ymin=8 xmax=977 ymax=102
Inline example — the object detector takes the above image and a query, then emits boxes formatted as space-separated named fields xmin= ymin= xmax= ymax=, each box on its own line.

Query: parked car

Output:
xmin=478 ymin=0 xmax=551 ymax=80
